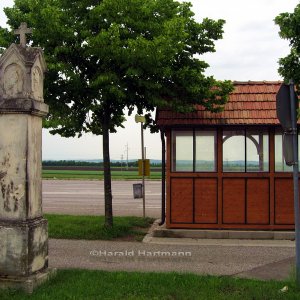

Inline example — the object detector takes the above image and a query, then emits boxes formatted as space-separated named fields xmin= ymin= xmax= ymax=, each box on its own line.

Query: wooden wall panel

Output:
xmin=275 ymin=179 xmax=294 ymax=225
xmin=223 ymin=178 xmax=245 ymax=224
xmin=171 ymin=178 xmax=193 ymax=223
xmin=195 ymin=178 xmax=217 ymax=223
xmin=247 ymin=179 xmax=269 ymax=224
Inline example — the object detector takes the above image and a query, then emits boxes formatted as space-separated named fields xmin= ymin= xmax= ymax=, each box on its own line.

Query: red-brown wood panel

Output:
xmin=275 ymin=179 xmax=294 ymax=225
xmin=247 ymin=179 xmax=269 ymax=224
xmin=223 ymin=178 xmax=245 ymax=224
xmin=171 ymin=178 xmax=193 ymax=223
xmin=195 ymin=178 xmax=217 ymax=223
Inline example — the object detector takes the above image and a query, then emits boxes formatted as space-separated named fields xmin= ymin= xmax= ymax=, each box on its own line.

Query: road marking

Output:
xmin=43 ymin=192 xmax=161 ymax=196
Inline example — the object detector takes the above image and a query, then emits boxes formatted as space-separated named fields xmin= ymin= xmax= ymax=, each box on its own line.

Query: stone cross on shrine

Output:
xmin=0 ymin=23 xmax=55 ymax=293
xmin=14 ymin=22 xmax=32 ymax=47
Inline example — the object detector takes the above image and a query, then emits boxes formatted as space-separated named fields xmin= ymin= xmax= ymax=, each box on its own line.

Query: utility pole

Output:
xmin=121 ymin=154 xmax=124 ymax=172
xmin=125 ymin=143 xmax=129 ymax=170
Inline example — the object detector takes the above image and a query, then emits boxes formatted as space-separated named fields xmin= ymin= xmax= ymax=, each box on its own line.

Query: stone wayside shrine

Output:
xmin=0 ymin=23 xmax=55 ymax=293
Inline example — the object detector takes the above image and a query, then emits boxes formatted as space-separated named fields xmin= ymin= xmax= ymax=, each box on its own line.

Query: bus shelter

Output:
xmin=156 ymin=81 xmax=298 ymax=230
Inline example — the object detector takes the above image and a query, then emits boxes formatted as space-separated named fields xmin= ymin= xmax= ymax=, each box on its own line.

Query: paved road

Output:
xmin=44 ymin=180 xmax=296 ymax=281
xmin=49 ymin=238 xmax=295 ymax=281
xmin=43 ymin=180 xmax=161 ymax=218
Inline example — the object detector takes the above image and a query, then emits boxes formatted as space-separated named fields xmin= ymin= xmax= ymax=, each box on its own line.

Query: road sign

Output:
xmin=133 ymin=183 xmax=143 ymax=199
xmin=135 ymin=114 xmax=146 ymax=123
xmin=276 ymin=83 xmax=298 ymax=165
xmin=138 ymin=159 xmax=150 ymax=176
xmin=276 ymin=83 xmax=296 ymax=129
xmin=283 ymin=133 xmax=294 ymax=166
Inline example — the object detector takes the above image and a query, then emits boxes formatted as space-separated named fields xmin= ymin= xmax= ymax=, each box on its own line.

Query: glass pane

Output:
xmin=275 ymin=130 xmax=293 ymax=172
xmin=195 ymin=130 xmax=216 ymax=172
xmin=223 ymin=130 xmax=245 ymax=172
xmin=246 ymin=130 xmax=269 ymax=172
xmin=172 ymin=131 xmax=193 ymax=172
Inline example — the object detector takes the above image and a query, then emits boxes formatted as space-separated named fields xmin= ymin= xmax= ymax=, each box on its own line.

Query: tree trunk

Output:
xmin=102 ymin=110 xmax=113 ymax=228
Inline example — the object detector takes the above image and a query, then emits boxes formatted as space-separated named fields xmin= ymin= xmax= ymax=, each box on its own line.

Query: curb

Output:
xmin=142 ymin=219 xmax=161 ymax=243
xmin=152 ymin=228 xmax=295 ymax=240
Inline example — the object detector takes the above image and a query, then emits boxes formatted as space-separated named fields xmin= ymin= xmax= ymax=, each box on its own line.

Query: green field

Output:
xmin=1 ymin=269 xmax=298 ymax=300
xmin=42 ymin=169 xmax=161 ymax=180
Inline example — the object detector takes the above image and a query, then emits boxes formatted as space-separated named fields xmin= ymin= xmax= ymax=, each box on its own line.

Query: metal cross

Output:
xmin=14 ymin=22 xmax=33 ymax=47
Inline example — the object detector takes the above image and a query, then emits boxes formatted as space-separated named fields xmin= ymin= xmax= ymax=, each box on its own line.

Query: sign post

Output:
xmin=276 ymin=81 xmax=300 ymax=286
xmin=289 ymin=80 xmax=300 ymax=286
xmin=135 ymin=114 xmax=146 ymax=217
xmin=138 ymin=159 xmax=150 ymax=176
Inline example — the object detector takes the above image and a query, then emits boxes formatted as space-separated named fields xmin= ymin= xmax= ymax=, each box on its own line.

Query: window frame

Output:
xmin=171 ymin=128 xmax=217 ymax=173
xmin=195 ymin=129 xmax=217 ymax=172
xmin=171 ymin=127 xmax=271 ymax=173
xmin=221 ymin=127 xmax=271 ymax=174
xmin=222 ymin=127 xmax=270 ymax=173
xmin=171 ymin=129 xmax=194 ymax=172
xmin=274 ymin=127 xmax=300 ymax=173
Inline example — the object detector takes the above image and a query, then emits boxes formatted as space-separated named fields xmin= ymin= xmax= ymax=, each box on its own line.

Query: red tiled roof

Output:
xmin=156 ymin=81 xmax=291 ymax=126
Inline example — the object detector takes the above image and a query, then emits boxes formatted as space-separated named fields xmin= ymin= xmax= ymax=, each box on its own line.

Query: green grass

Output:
xmin=45 ymin=214 xmax=154 ymax=241
xmin=1 ymin=269 xmax=299 ymax=299
xmin=42 ymin=169 xmax=161 ymax=180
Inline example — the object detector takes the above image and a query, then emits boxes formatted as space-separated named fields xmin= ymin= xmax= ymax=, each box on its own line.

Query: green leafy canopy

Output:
xmin=0 ymin=0 xmax=233 ymax=137
xmin=275 ymin=3 xmax=300 ymax=86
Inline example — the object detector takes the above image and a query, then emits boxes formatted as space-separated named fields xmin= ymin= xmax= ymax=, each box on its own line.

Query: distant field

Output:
xmin=42 ymin=169 xmax=161 ymax=180
xmin=43 ymin=166 xmax=162 ymax=172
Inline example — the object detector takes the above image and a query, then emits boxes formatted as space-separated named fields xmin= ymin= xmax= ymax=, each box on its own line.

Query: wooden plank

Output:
xmin=168 ymin=223 xmax=294 ymax=230
xmin=275 ymin=178 xmax=294 ymax=225
xmin=217 ymin=128 xmax=223 ymax=227
xmin=166 ymin=130 xmax=171 ymax=228
xmin=195 ymin=178 xmax=217 ymax=223
xmin=246 ymin=179 xmax=269 ymax=224
xmin=269 ymin=128 xmax=275 ymax=225
xmin=170 ymin=178 xmax=193 ymax=223
xmin=223 ymin=178 xmax=245 ymax=224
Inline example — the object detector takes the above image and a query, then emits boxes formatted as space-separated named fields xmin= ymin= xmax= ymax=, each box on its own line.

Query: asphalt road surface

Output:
xmin=43 ymin=180 xmax=161 ymax=218
xmin=49 ymin=238 xmax=295 ymax=281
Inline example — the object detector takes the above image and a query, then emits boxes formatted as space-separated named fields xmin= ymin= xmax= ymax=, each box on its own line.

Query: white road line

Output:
xmin=43 ymin=192 xmax=161 ymax=196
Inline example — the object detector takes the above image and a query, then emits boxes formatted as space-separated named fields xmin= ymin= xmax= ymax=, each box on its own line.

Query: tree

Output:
xmin=275 ymin=3 xmax=300 ymax=84
xmin=0 ymin=0 xmax=233 ymax=227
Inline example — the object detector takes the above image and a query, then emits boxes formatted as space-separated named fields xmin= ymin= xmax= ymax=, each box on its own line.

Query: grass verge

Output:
xmin=45 ymin=214 xmax=154 ymax=241
xmin=42 ymin=169 xmax=161 ymax=180
xmin=1 ymin=269 xmax=299 ymax=300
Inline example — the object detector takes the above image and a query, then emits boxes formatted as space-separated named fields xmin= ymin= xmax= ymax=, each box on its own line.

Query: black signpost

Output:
xmin=276 ymin=80 xmax=300 ymax=286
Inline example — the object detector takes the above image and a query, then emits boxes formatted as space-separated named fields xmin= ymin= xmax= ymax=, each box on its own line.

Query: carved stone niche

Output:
xmin=0 ymin=43 xmax=46 ymax=102
xmin=0 ymin=42 xmax=52 ymax=293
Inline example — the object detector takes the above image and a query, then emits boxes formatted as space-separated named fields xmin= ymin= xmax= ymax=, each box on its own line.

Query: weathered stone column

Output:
xmin=0 ymin=23 xmax=55 ymax=293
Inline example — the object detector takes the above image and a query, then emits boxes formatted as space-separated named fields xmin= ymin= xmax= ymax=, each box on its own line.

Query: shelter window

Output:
xmin=275 ymin=128 xmax=300 ymax=172
xmin=172 ymin=129 xmax=217 ymax=172
xmin=223 ymin=129 xmax=269 ymax=172
xmin=195 ymin=130 xmax=217 ymax=172
xmin=172 ymin=131 xmax=193 ymax=172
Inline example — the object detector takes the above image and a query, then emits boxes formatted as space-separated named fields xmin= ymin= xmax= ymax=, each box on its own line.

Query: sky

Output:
xmin=0 ymin=0 xmax=299 ymax=160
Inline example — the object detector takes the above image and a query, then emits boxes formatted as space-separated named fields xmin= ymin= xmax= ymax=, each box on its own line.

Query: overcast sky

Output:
xmin=0 ymin=0 xmax=298 ymax=160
